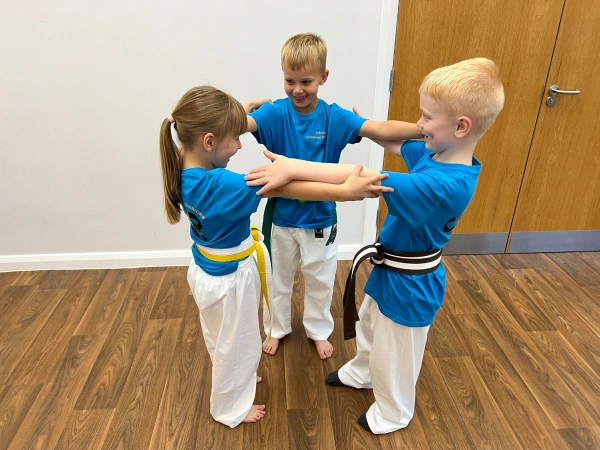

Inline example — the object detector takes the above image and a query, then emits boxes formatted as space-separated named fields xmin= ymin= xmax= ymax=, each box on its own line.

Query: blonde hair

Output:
xmin=281 ymin=33 xmax=327 ymax=73
xmin=159 ymin=86 xmax=247 ymax=224
xmin=419 ymin=58 xmax=504 ymax=137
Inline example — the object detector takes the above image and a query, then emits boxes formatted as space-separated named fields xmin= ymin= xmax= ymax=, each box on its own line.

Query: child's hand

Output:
xmin=340 ymin=166 xmax=393 ymax=201
xmin=245 ymin=150 xmax=294 ymax=195
xmin=243 ymin=98 xmax=272 ymax=114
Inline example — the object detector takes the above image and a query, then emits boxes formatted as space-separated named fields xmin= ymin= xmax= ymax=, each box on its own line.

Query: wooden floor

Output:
xmin=0 ymin=253 xmax=599 ymax=449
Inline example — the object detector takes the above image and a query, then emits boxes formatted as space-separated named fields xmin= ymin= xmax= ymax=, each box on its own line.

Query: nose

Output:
xmin=416 ymin=116 xmax=424 ymax=128
xmin=293 ymin=85 xmax=304 ymax=95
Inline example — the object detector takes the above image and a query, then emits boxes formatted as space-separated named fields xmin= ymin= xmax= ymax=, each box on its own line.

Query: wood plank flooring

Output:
xmin=0 ymin=252 xmax=599 ymax=449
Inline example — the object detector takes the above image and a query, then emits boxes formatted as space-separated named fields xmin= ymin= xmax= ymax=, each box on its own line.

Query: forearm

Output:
xmin=370 ymin=138 xmax=403 ymax=156
xmin=286 ymin=160 xmax=354 ymax=184
xmin=266 ymin=180 xmax=347 ymax=201
xmin=286 ymin=160 xmax=381 ymax=183
xmin=377 ymin=120 xmax=423 ymax=140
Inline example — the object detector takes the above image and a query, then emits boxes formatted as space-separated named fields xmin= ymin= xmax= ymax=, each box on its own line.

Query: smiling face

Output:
xmin=416 ymin=94 xmax=459 ymax=153
xmin=211 ymin=134 xmax=242 ymax=168
xmin=282 ymin=63 xmax=328 ymax=114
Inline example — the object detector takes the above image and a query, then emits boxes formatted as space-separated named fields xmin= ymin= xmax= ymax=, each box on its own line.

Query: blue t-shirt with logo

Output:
xmin=250 ymin=98 xmax=367 ymax=228
xmin=180 ymin=168 xmax=262 ymax=276
xmin=364 ymin=140 xmax=481 ymax=327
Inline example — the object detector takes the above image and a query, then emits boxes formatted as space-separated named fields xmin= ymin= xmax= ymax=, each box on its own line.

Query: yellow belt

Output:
xmin=196 ymin=226 xmax=273 ymax=341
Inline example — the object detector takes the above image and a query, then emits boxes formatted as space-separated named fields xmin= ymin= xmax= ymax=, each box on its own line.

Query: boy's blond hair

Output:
xmin=281 ymin=33 xmax=327 ymax=73
xmin=419 ymin=58 xmax=504 ymax=137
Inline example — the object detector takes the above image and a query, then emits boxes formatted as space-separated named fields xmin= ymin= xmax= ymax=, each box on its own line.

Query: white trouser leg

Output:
xmin=264 ymin=225 xmax=301 ymax=339
xmin=366 ymin=300 xmax=429 ymax=434
xmin=338 ymin=295 xmax=376 ymax=388
xmin=187 ymin=258 xmax=262 ymax=428
xmin=298 ymin=226 xmax=337 ymax=340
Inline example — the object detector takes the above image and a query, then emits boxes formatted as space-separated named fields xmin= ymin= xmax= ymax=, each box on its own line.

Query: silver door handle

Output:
xmin=547 ymin=85 xmax=581 ymax=106
xmin=549 ymin=85 xmax=581 ymax=95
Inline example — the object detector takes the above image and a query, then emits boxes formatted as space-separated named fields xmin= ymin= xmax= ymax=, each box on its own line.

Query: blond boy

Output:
xmin=245 ymin=33 xmax=422 ymax=359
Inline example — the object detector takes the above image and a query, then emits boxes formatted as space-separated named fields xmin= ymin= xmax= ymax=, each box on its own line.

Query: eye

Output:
xmin=303 ymin=81 xmax=311 ymax=85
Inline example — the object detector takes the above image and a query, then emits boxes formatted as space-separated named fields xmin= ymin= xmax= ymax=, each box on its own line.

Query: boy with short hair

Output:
xmin=245 ymin=32 xmax=422 ymax=359
xmin=248 ymin=57 xmax=505 ymax=434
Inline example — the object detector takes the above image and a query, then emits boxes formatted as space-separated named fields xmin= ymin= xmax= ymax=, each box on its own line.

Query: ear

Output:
xmin=201 ymin=133 xmax=215 ymax=151
xmin=455 ymin=116 xmax=472 ymax=138
xmin=320 ymin=69 xmax=329 ymax=85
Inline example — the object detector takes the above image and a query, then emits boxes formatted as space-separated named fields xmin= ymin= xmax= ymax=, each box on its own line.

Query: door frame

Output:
xmin=362 ymin=0 xmax=401 ymax=246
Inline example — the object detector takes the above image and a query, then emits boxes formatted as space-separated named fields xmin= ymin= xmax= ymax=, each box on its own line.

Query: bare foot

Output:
xmin=263 ymin=337 xmax=280 ymax=356
xmin=256 ymin=376 xmax=262 ymax=384
xmin=242 ymin=404 xmax=266 ymax=423
xmin=314 ymin=340 xmax=334 ymax=359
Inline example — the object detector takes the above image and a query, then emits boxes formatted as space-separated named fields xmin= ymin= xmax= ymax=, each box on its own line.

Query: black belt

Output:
xmin=342 ymin=243 xmax=443 ymax=340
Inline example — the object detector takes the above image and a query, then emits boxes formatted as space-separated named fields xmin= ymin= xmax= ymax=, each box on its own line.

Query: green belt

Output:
xmin=262 ymin=198 xmax=338 ymax=261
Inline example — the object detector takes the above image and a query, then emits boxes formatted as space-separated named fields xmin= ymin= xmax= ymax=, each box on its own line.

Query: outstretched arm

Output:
xmin=245 ymin=150 xmax=385 ymax=195
xmin=264 ymin=165 xmax=392 ymax=201
xmin=355 ymin=107 xmax=422 ymax=156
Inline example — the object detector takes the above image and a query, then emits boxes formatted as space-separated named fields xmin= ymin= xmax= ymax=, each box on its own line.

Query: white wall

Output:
xmin=0 ymin=0 xmax=399 ymax=271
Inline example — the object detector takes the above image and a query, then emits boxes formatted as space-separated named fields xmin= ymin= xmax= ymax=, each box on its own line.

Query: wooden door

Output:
xmin=508 ymin=0 xmax=600 ymax=251
xmin=382 ymin=0 xmax=565 ymax=252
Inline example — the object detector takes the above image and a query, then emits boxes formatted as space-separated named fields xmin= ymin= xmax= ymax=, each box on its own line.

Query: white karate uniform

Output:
xmin=264 ymin=224 xmax=337 ymax=341
xmin=338 ymin=295 xmax=430 ymax=434
xmin=187 ymin=257 xmax=262 ymax=428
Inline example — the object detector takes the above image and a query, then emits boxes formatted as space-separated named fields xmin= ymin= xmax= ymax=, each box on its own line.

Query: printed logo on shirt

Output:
xmin=444 ymin=216 xmax=461 ymax=233
xmin=184 ymin=204 xmax=204 ymax=219
xmin=184 ymin=204 xmax=207 ymax=241
xmin=306 ymin=131 xmax=326 ymax=140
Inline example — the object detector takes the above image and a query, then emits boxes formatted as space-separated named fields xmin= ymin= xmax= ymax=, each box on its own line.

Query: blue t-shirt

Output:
xmin=180 ymin=168 xmax=262 ymax=276
xmin=364 ymin=140 xmax=481 ymax=327
xmin=250 ymin=98 xmax=367 ymax=228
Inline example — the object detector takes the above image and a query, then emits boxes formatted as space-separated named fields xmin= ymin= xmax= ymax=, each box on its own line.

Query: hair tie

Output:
xmin=167 ymin=114 xmax=175 ymax=124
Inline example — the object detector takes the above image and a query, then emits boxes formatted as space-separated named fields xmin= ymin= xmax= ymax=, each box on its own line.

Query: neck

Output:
xmin=432 ymin=140 xmax=477 ymax=165
xmin=182 ymin=146 xmax=214 ymax=170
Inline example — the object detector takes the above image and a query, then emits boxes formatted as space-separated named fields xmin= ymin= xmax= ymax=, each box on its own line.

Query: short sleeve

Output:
xmin=330 ymin=104 xmax=368 ymax=146
xmin=381 ymin=171 xmax=442 ymax=229
xmin=401 ymin=140 xmax=429 ymax=172
xmin=212 ymin=170 xmax=262 ymax=221
xmin=249 ymin=102 xmax=280 ymax=148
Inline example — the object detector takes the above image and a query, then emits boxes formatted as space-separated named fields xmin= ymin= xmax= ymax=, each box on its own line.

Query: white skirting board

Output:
xmin=0 ymin=245 xmax=364 ymax=273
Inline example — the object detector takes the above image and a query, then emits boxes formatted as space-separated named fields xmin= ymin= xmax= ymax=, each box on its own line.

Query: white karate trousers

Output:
xmin=264 ymin=224 xmax=337 ymax=341
xmin=187 ymin=257 xmax=262 ymax=428
xmin=338 ymin=295 xmax=429 ymax=434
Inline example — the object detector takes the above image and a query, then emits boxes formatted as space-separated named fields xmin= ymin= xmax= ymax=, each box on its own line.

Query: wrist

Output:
xmin=330 ymin=184 xmax=346 ymax=202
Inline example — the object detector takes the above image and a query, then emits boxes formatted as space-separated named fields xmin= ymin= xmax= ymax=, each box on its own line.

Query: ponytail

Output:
xmin=159 ymin=118 xmax=182 ymax=224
